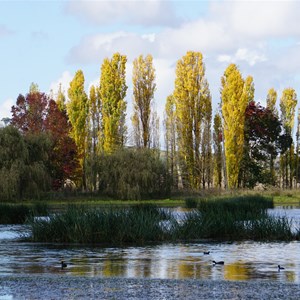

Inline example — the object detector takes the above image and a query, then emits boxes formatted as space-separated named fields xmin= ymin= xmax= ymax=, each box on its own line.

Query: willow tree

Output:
xmin=132 ymin=54 xmax=156 ymax=148
xmin=99 ymin=53 xmax=127 ymax=153
xmin=280 ymin=88 xmax=297 ymax=188
xmin=173 ymin=51 xmax=211 ymax=189
xmin=221 ymin=64 xmax=250 ymax=189
xmin=67 ymin=70 xmax=89 ymax=189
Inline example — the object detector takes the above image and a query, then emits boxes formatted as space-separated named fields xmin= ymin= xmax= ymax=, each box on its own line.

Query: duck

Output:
xmin=61 ymin=260 xmax=67 ymax=270
xmin=278 ymin=265 xmax=285 ymax=271
xmin=212 ymin=260 xmax=224 ymax=265
xmin=203 ymin=251 xmax=210 ymax=255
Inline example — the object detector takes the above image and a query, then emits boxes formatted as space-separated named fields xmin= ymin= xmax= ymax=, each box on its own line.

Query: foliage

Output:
xmin=99 ymin=53 xmax=128 ymax=153
xmin=239 ymin=101 xmax=283 ymax=188
xmin=280 ymin=88 xmax=297 ymax=188
xmin=11 ymin=92 xmax=48 ymax=133
xmin=164 ymin=94 xmax=178 ymax=189
xmin=266 ymin=88 xmax=277 ymax=115
xmin=173 ymin=51 xmax=212 ymax=189
xmin=213 ymin=113 xmax=223 ymax=187
xmin=67 ymin=70 xmax=89 ymax=188
xmin=221 ymin=64 xmax=250 ymax=188
xmin=11 ymin=90 xmax=81 ymax=190
xmin=0 ymin=126 xmax=52 ymax=200
xmin=95 ymin=148 xmax=170 ymax=200
xmin=132 ymin=54 xmax=156 ymax=148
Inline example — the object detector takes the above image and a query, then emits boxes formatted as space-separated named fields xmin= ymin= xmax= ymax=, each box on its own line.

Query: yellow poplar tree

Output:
xmin=221 ymin=64 xmax=249 ymax=189
xmin=173 ymin=51 xmax=211 ymax=189
xmin=132 ymin=54 xmax=156 ymax=148
xmin=213 ymin=113 xmax=223 ymax=188
xmin=164 ymin=94 xmax=177 ymax=187
xmin=86 ymin=85 xmax=101 ymax=191
xmin=99 ymin=53 xmax=127 ymax=153
xmin=266 ymin=88 xmax=277 ymax=114
xmin=67 ymin=70 xmax=89 ymax=188
xmin=280 ymin=88 xmax=297 ymax=188
xmin=56 ymin=83 xmax=66 ymax=112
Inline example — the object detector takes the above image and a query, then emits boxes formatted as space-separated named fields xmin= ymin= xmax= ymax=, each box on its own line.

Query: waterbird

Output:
xmin=203 ymin=251 xmax=210 ymax=255
xmin=278 ymin=265 xmax=285 ymax=271
xmin=61 ymin=261 xmax=67 ymax=270
xmin=212 ymin=260 xmax=224 ymax=265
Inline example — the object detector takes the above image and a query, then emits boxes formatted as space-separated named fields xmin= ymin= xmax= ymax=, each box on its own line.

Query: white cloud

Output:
xmin=0 ymin=24 xmax=13 ymax=37
xmin=218 ymin=48 xmax=267 ymax=66
xmin=0 ymin=98 xmax=13 ymax=121
xmin=49 ymin=71 xmax=73 ymax=99
xmin=65 ymin=0 xmax=300 ymax=127
xmin=67 ymin=31 xmax=157 ymax=64
xmin=65 ymin=0 xmax=178 ymax=27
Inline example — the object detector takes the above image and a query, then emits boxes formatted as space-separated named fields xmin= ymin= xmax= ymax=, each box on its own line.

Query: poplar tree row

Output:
xmin=2 ymin=51 xmax=300 ymax=200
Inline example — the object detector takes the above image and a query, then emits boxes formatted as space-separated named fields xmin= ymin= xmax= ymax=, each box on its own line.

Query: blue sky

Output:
xmin=1 ymin=0 xmax=300 ymax=136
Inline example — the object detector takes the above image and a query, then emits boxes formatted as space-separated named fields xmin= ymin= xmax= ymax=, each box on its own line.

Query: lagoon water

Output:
xmin=0 ymin=207 xmax=300 ymax=283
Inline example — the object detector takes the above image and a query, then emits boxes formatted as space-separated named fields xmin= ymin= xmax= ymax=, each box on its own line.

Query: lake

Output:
xmin=0 ymin=207 xmax=299 ymax=283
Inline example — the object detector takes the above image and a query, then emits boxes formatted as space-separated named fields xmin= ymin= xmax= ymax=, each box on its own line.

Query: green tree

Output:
xmin=97 ymin=148 xmax=170 ymax=200
xmin=99 ymin=53 xmax=127 ymax=153
xmin=173 ymin=51 xmax=211 ymax=189
xmin=0 ymin=126 xmax=51 ymax=200
xmin=239 ymin=101 xmax=282 ymax=188
xmin=132 ymin=54 xmax=156 ymax=148
xmin=67 ymin=70 xmax=89 ymax=189
xmin=221 ymin=64 xmax=249 ymax=188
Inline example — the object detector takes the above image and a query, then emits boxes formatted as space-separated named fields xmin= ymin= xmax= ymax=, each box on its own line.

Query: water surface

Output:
xmin=0 ymin=207 xmax=299 ymax=283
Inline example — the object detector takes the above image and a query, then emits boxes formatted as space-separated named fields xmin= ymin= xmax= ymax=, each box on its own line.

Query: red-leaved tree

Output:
xmin=11 ymin=92 xmax=81 ymax=189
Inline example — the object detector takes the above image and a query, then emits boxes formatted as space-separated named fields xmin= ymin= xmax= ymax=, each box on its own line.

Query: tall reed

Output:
xmin=29 ymin=204 xmax=173 ymax=244
xmin=28 ymin=196 xmax=298 ymax=244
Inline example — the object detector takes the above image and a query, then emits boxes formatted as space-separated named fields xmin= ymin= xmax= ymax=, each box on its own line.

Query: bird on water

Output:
xmin=212 ymin=260 xmax=224 ymax=265
xmin=203 ymin=251 xmax=210 ymax=255
xmin=278 ymin=265 xmax=285 ymax=271
xmin=61 ymin=261 xmax=67 ymax=270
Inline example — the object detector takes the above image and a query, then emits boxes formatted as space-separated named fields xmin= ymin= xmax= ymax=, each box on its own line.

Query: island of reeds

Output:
xmin=27 ymin=195 xmax=300 ymax=245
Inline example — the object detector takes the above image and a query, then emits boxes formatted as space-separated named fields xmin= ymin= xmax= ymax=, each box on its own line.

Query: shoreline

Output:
xmin=1 ymin=275 xmax=300 ymax=299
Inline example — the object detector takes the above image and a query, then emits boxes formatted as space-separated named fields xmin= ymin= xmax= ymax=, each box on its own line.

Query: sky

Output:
xmin=1 ymin=0 xmax=300 ymax=137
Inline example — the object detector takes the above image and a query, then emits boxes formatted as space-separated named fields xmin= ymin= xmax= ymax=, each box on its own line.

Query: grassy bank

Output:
xmin=28 ymin=196 xmax=300 ymax=244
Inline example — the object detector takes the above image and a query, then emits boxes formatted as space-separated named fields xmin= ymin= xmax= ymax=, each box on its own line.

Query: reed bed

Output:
xmin=28 ymin=196 xmax=299 ymax=244
xmin=29 ymin=204 xmax=173 ymax=244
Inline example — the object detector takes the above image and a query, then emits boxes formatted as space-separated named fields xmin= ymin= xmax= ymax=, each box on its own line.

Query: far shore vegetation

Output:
xmin=1 ymin=52 xmax=300 ymax=204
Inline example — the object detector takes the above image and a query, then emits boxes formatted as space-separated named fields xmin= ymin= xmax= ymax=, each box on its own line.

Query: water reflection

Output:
xmin=1 ymin=240 xmax=299 ymax=283
xmin=0 ymin=207 xmax=300 ymax=283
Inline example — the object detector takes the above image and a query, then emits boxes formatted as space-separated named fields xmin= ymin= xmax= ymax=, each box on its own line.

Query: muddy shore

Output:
xmin=1 ymin=275 xmax=300 ymax=299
